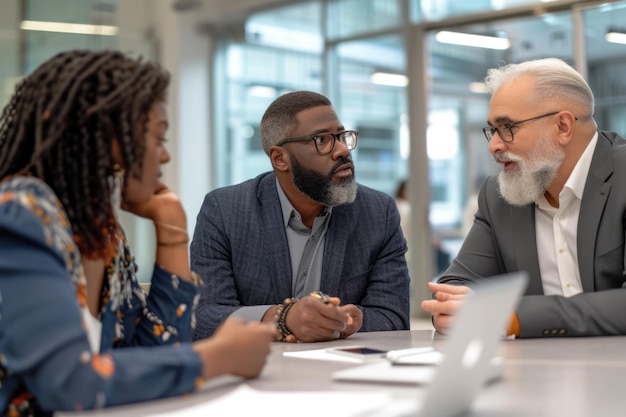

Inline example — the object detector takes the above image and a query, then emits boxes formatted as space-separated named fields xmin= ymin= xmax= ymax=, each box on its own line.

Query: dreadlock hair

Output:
xmin=0 ymin=49 xmax=170 ymax=258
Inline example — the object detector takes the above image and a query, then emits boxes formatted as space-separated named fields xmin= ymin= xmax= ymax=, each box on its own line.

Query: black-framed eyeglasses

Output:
xmin=482 ymin=111 xmax=566 ymax=143
xmin=277 ymin=130 xmax=358 ymax=155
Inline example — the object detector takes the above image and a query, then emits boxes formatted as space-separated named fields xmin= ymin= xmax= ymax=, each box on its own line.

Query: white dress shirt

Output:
xmin=535 ymin=132 xmax=597 ymax=296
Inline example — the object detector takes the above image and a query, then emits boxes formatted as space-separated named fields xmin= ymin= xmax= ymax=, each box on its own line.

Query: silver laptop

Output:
xmin=333 ymin=271 xmax=528 ymax=417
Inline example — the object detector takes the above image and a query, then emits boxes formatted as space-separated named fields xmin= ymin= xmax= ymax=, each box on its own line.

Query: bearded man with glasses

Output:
xmin=191 ymin=91 xmax=410 ymax=342
xmin=422 ymin=57 xmax=626 ymax=338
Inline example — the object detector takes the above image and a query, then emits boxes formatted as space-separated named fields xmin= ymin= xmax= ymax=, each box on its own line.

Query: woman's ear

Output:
xmin=270 ymin=146 xmax=290 ymax=172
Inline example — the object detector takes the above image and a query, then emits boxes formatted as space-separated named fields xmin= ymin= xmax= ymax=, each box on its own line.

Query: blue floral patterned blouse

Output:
xmin=0 ymin=176 xmax=204 ymax=416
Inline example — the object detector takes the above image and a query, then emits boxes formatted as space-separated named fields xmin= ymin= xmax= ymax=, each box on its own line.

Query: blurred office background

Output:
xmin=2 ymin=0 xmax=626 ymax=317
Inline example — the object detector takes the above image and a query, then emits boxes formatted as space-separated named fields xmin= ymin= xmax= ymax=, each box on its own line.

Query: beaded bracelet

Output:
xmin=275 ymin=298 xmax=298 ymax=342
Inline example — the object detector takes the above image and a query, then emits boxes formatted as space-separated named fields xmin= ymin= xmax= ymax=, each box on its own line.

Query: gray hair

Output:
xmin=484 ymin=58 xmax=595 ymax=117
xmin=260 ymin=90 xmax=332 ymax=155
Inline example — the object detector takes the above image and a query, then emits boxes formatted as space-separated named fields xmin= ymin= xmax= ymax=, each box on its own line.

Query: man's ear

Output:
xmin=270 ymin=146 xmax=290 ymax=172
xmin=556 ymin=111 xmax=577 ymax=146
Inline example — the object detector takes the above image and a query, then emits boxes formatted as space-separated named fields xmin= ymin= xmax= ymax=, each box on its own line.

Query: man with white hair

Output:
xmin=422 ymin=58 xmax=626 ymax=338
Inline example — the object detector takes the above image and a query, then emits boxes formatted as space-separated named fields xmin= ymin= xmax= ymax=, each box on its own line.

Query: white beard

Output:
xmin=496 ymin=133 xmax=564 ymax=206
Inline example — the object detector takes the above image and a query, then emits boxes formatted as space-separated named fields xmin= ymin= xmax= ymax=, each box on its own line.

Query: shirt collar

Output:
xmin=275 ymin=178 xmax=332 ymax=229
xmin=564 ymin=130 xmax=598 ymax=200
xmin=535 ymin=131 xmax=598 ymax=210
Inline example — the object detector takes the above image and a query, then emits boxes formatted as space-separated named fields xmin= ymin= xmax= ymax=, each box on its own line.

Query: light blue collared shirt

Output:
xmin=229 ymin=179 xmax=332 ymax=322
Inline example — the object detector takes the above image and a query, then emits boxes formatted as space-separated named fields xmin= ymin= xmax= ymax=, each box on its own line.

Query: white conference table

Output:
xmin=58 ymin=330 xmax=626 ymax=417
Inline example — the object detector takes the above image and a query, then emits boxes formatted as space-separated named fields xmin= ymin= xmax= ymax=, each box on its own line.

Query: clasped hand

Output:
xmin=286 ymin=294 xmax=363 ymax=342
xmin=420 ymin=282 xmax=472 ymax=334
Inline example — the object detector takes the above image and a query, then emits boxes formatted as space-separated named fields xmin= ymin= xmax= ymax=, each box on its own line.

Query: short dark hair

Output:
xmin=0 ymin=49 xmax=170 ymax=257
xmin=259 ymin=90 xmax=331 ymax=155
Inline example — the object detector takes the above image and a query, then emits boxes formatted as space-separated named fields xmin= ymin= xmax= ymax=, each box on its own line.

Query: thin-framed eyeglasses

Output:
xmin=277 ymin=130 xmax=358 ymax=155
xmin=482 ymin=111 xmax=568 ymax=143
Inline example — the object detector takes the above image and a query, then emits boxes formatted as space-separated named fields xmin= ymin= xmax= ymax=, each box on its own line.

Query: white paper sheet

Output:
xmin=147 ymin=385 xmax=394 ymax=417
xmin=282 ymin=347 xmax=366 ymax=363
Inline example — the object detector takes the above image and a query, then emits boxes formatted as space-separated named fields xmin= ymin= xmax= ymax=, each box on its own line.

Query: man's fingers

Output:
xmin=435 ymin=291 xmax=466 ymax=301
xmin=423 ymin=282 xmax=468 ymax=334
xmin=421 ymin=298 xmax=463 ymax=315
xmin=427 ymin=281 xmax=472 ymax=295
xmin=433 ymin=314 xmax=455 ymax=334
xmin=327 ymin=296 xmax=341 ymax=306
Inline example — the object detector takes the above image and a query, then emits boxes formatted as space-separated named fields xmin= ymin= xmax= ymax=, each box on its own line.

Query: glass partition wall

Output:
xmin=215 ymin=1 xmax=409 ymax=195
xmin=420 ymin=0 xmax=626 ymax=243
xmin=212 ymin=0 xmax=626 ymax=317
xmin=3 ymin=0 xmax=626 ymax=314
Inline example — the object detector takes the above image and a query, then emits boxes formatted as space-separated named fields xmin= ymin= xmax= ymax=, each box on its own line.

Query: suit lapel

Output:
xmin=577 ymin=132 xmax=613 ymax=292
xmin=321 ymin=207 xmax=348 ymax=296
xmin=512 ymin=204 xmax=544 ymax=295
xmin=257 ymin=174 xmax=294 ymax=299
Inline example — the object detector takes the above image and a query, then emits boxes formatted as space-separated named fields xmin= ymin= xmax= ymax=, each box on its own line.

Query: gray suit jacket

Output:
xmin=190 ymin=172 xmax=410 ymax=339
xmin=440 ymin=131 xmax=626 ymax=337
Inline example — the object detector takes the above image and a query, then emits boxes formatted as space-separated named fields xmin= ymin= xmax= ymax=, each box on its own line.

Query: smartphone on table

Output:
xmin=326 ymin=346 xmax=388 ymax=359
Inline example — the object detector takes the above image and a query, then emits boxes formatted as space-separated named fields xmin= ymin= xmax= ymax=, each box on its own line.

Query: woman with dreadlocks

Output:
xmin=0 ymin=50 xmax=277 ymax=416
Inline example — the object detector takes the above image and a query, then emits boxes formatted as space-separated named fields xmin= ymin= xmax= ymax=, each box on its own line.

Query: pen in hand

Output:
xmin=310 ymin=291 xmax=354 ymax=328
xmin=310 ymin=290 xmax=330 ymax=304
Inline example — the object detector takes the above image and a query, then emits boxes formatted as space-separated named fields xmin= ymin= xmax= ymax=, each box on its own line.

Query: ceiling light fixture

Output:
xmin=247 ymin=85 xmax=277 ymax=98
xmin=435 ymin=31 xmax=511 ymax=50
xmin=370 ymin=72 xmax=409 ymax=87
xmin=605 ymin=27 xmax=626 ymax=44
xmin=20 ymin=20 xmax=118 ymax=36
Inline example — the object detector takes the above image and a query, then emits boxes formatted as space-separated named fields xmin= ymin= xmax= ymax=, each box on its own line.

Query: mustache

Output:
xmin=493 ymin=151 xmax=522 ymax=163
xmin=331 ymin=156 xmax=354 ymax=174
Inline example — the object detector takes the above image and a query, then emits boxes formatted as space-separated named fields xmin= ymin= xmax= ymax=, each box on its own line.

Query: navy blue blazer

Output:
xmin=190 ymin=172 xmax=410 ymax=339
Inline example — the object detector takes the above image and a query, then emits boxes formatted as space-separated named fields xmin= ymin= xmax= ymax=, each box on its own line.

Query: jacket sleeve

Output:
xmin=354 ymin=196 xmax=410 ymax=331
xmin=516 ymin=289 xmax=626 ymax=337
xmin=0 ymin=200 xmax=202 ymax=412
xmin=190 ymin=192 xmax=243 ymax=340
xmin=438 ymin=176 xmax=626 ymax=338
xmin=121 ymin=263 xmax=200 ymax=346
xmin=438 ymin=177 xmax=504 ymax=287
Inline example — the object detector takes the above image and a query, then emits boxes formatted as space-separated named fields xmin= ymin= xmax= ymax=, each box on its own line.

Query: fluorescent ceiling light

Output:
xmin=20 ymin=20 xmax=118 ymax=36
xmin=606 ymin=30 xmax=626 ymax=44
xmin=246 ymin=22 xmax=322 ymax=54
xmin=435 ymin=31 xmax=510 ymax=50
xmin=247 ymin=85 xmax=277 ymax=98
xmin=371 ymin=72 xmax=409 ymax=87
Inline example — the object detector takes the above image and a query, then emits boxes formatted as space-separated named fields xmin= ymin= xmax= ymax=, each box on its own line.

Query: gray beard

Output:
xmin=290 ymin=154 xmax=358 ymax=207
xmin=496 ymin=133 xmax=564 ymax=206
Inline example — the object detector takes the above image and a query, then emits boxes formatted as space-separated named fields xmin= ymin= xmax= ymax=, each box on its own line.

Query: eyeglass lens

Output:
xmin=316 ymin=131 xmax=357 ymax=154
xmin=484 ymin=126 xmax=512 ymax=142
